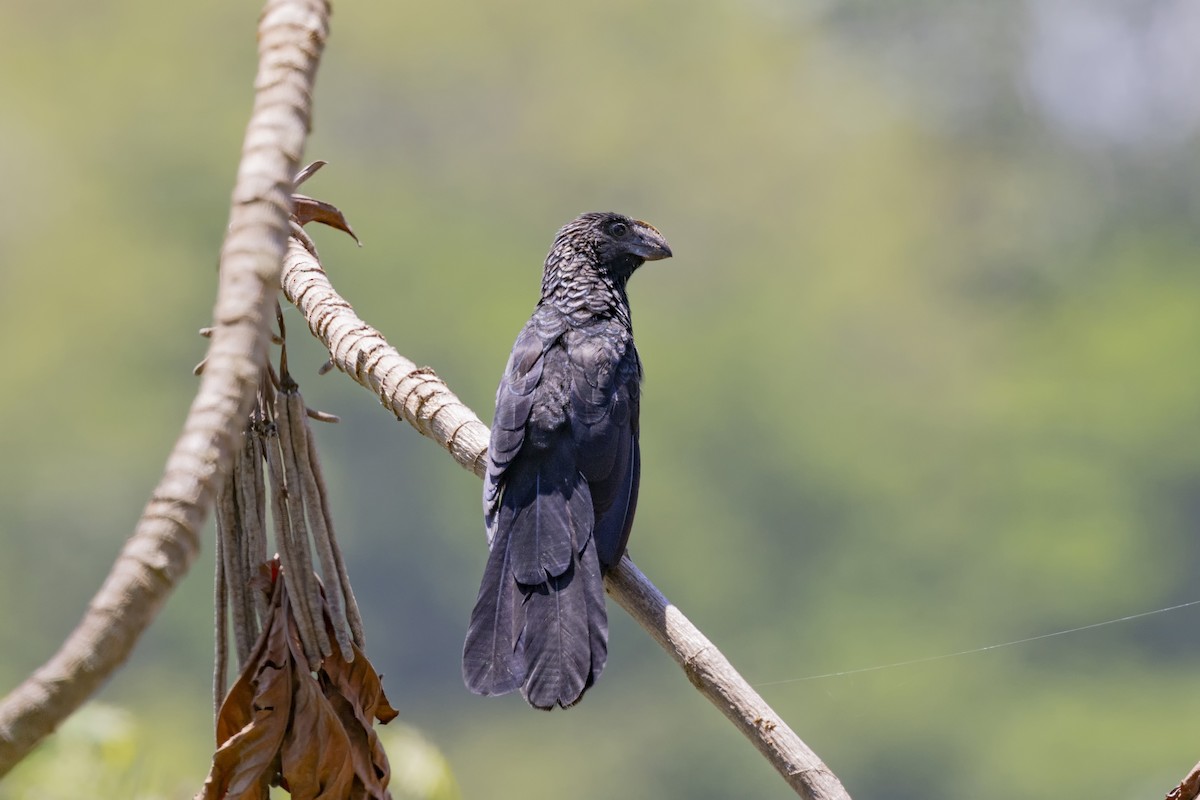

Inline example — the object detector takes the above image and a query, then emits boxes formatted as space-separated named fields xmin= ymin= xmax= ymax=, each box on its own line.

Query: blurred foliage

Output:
xmin=0 ymin=705 xmax=458 ymax=800
xmin=2 ymin=1 xmax=1199 ymax=799
xmin=380 ymin=725 xmax=461 ymax=800
xmin=1 ymin=703 xmax=197 ymax=800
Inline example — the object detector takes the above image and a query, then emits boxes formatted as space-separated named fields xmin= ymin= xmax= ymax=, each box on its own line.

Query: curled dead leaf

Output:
xmin=198 ymin=560 xmax=396 ymax=800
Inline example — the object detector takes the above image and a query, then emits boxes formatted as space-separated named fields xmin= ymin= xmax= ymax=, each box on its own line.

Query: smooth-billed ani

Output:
xmin=463 ymin=211 xmax=672 ymax=709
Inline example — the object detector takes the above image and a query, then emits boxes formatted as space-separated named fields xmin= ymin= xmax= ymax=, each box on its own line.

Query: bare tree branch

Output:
xmin=1167 ymin=758 xmax=1200 ymax=800
xmin=0 ymin=0 xmax=331 ymax=776
xmin=283 ymin=234 xmax=491 ymax=476
xmin=606 ymin=558 xmax=850 ymax=799
xmin=281 ymin=232 xmax=852 ymax=799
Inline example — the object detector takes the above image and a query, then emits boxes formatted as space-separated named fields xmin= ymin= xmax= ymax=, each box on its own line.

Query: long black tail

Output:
xmin=463 ymin=455 xmax=608 ymax=709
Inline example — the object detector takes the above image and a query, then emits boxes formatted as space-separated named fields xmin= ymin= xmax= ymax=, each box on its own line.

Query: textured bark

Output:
xmin=608 ymin=558 xmax=849 ymax=798
xmin=281 ymin=238 xmax=852 ymax=800
xmin=1167 ymin=758 xmax=1200 ymax=800
xmin=0 ymin=0 xmax=330 ymax=776
xmin=283 ymin=235 xmax=491 ymax=477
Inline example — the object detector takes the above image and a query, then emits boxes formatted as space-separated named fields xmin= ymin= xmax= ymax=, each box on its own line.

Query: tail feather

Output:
xmin=463 ymin=531 xmax=524 ymax=697
xmin=466 ymin=455 xmax=609 ymax=709
xmin=517 ymin=467 xmax=606 ymax=709
xmin=506 ymin=464 xmax=580 ymax=585
xmin=579 ymin=532 xmax=609 ymax=691
xmin=519 ymin=561 xmax=593 ymax=709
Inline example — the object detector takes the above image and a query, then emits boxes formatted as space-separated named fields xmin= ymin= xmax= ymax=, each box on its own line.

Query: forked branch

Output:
xmin=0 ymin=0 xmax=331 ymax=776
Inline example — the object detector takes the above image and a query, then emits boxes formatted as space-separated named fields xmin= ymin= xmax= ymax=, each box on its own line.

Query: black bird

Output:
xmin=463 ymin=212 xmax=672 ymax=709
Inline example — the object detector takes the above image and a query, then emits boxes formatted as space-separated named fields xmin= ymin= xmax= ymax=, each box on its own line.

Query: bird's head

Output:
xmin=547 ymin=212 xmax=673 ymax=283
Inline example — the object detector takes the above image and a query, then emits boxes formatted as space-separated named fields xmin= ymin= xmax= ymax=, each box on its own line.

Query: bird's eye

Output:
xmin=607 ymin=221 xmax=629 ymax=238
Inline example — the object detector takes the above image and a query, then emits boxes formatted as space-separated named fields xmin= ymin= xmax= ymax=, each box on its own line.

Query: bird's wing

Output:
xmin=465 ymin=324 xmax=547 ymax=697
xmin=568 ymin=329 xmax=642 ymax=569
xmin=483 ymin=324 xmax=545 ymax=545
xmin=469 ymin=321 xmax=608 ymax=706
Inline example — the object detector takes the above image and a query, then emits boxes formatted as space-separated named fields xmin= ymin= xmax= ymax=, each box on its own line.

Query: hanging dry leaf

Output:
xmin=198 ymin=561 xmax=396 ymax=800
xmin=319 ymin=624 xmax=399 ymax=795
xmin=199 ymin=581 xmax=292 ymax=800
xmin=279 ymin=630 xmax=355 ymax=799
xmin=292 ymin=193 xmax=361 ymax=245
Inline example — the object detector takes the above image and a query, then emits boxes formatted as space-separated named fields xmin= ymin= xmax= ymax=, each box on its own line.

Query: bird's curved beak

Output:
xmin=630 ymin=220 xmax=673 ymax=261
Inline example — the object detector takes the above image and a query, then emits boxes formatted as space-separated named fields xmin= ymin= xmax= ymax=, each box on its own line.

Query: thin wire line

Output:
xmin=755 ymin=598 xmax=1200 ymax=687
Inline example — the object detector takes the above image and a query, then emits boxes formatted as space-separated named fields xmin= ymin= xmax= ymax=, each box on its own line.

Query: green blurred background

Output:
xmin=3 ymin=1 xmax=1200 ymax=798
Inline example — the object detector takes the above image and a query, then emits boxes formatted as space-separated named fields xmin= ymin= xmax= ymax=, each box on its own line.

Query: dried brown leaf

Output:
xmin=322 ymin=688 xmax=387 ymax=798
xmin=280 ymin=666 xmax=355 ymax=799
xmin=292 ymin=194 xmax=360 ymax=245
xmin=201 ymin=561 xmax=396 ymax=800
xmin=323 ymin=637 xmax=399 ymax=727
xmin=318 ymin=633 xmax=398 ymax=796
xmin=199 ymin=594 xmax=292 ymax=800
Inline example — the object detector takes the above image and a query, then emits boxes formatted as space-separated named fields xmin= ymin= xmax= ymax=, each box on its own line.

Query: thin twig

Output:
xmin=306 ymin=407 xmax=340 ymax=423
xmin=305 ymin=422 xmax=365 ymax=647
xmin=247 ymin=422 xmax=271 ymax=625
xmin=275 ymin=384 xmax=333 ymax=662
xmin=213 ymin=522 xmax=228 ymax=721
xmin=262 ymin=409 xmax=324 ymax=670
xmin=0 ymin=0 xmax=330 ymax=776
xmin=232 ymin=432 xmax=263 ymax=649
xmin=237 ymin=419 xmax=270 ymax=625
xmin=287 ymin=389 xmax=354 ymax=661
xmin=216 ymin=465 xmax=254 ymax=663
xmin=280 ymin=236 xmax=852 ymax=800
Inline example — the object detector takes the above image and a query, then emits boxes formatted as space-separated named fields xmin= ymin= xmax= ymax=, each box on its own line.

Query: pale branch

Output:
xmin=0 ymin=0 xmax=331 ymax=776
xmin=282 ymin=234 xmax=491 ymax=477
xmin=1167 ymin=758 xmax=1200 ymax=800
xmin=280 ymin=235 xmax=852 ymax=800
xmin=607 ymin=558 xmax=849 ymax=798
